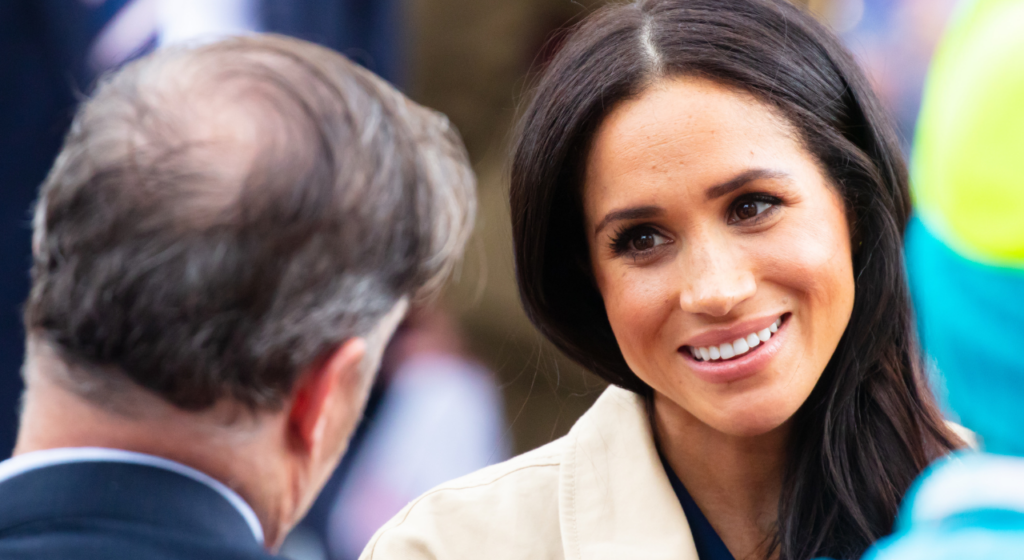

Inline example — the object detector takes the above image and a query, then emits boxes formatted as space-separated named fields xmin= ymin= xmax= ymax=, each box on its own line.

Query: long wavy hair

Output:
xmin=509 ymin=1 xmax=962 ymax=558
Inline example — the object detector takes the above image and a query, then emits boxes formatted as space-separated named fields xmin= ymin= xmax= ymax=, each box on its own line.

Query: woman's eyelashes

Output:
xmin=609 ymin=224 xmax=670 ymax=259
xmin=607 ymin=193 xmax=783 ymax=261
xmin=728 ymin=193 xmax=782 ymax=225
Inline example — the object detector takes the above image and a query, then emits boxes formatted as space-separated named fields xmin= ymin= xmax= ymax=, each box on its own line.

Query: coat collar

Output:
xmin=0 ymin=447 xmax=263 ymax=543
xmin=0 ymin=458 xmax=265 ymax=552
xmin=558 ymin=386 xmax=700 ymax=560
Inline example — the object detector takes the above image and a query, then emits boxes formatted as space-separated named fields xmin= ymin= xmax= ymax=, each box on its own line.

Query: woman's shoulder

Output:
xmin=358 ymin=386 xmax=670 ymax=560
xmin=359 ymin=436 xmax=570 ymax=560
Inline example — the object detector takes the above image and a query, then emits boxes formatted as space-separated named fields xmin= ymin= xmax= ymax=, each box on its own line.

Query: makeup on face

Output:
xmin=583 ymin=76 xmax=855 ymax=437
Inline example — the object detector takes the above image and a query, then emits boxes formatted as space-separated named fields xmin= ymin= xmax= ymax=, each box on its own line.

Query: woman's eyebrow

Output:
xmin=592 ymin=169 xmax=788 ymax=237
xmin=705 ymin=168 xmax=790 ymax=200
xmin=593 ymin=205 xmax=664 ymax=237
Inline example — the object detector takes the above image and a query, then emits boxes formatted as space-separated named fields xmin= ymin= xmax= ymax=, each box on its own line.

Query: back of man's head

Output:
xmin=25 ymin=34 xmax=475 ymax=412
xmin=16 ymin=35 xmax=476 ymax=547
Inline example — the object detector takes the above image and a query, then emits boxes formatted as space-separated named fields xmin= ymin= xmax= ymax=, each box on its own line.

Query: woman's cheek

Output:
xmin=763 ymin=211 xmax=855 ymax=352
xmin=602 ymin=266 xmax=676 ymax=370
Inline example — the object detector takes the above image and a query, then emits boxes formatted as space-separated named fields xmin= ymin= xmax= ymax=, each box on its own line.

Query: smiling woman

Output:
xmin=584 ymin=78 xmax=856 ymax=439
xmin=360 ymin=2 xmax=964 ymax=560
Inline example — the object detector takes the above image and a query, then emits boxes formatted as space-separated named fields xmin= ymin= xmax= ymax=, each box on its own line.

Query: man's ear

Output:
xmin=287 ymin=337 xmax=367 ymax=455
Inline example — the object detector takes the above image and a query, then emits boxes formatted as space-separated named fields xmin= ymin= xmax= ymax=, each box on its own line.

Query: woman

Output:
xmin=360 ymin=1 xmax=965 ymax=559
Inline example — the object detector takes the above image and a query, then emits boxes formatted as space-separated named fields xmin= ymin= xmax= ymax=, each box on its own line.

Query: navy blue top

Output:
xmin=661 ymin=455 xmax=736 ymax=560
xmin=0 ymin=461 xmax=278 ymax=559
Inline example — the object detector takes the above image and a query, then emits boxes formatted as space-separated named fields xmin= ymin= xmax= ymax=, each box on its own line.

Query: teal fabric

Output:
xmin=905 ymin=0 xmax=1024 ymax=455
xmin=863 ymin=453 xmax=1024 ymax=560
xmin=860 ymin=1 xmax=1024 ymax=558
xmin=906 ymin=217 xmax=1024 ymax=456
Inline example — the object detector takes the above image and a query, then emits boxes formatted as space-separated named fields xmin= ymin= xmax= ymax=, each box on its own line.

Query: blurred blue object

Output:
xmin=864 ymin=452 xmax=1024 ymax=560
xmin=906 ymin=217 xmax=1024 ymax=456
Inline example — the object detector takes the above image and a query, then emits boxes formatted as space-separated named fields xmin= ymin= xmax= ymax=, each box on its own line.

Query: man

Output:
xmin=0 ymin=0 xmax=407 ymax=459
xmin=0 ymin=34 xmax=475 ymax=559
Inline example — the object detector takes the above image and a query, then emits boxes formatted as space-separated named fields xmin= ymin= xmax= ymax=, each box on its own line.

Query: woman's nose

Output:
xmin=677 ymin=241 xmax=757 ymax=317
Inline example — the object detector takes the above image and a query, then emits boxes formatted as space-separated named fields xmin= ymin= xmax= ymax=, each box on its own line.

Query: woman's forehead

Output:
xmin=582 ymin=77 xmax=806 ymax=214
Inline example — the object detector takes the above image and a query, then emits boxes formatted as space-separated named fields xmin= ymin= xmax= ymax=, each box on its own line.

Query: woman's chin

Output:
xmin=700 ymin=401 xmax=797 ymax=438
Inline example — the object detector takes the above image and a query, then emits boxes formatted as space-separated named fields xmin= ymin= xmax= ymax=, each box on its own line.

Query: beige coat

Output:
xmin=360 ymin=385 xmax=975 ymax=560
xmin=359 ymin=386 xmax=701 ymax=560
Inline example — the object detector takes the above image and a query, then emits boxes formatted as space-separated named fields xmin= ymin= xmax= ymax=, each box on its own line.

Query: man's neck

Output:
xmin=15 ymin=362 xmax=296 ymax=549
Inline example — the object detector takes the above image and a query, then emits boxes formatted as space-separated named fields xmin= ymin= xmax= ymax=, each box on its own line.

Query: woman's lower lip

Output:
xmin=678 ymin=317 xmax=789 ymax=384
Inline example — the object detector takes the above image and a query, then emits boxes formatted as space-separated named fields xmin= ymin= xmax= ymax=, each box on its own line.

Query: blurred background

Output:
xmin=0 ymin=0 xmax=971 ymax=558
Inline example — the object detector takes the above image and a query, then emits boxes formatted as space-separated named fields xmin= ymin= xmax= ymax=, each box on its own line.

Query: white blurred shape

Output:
xmin=86 ymin=0 xmax=261 ymax=73
xmin=87 ymin=0 xmax=158 ymax=72
xmin=157 ymin=0 xmax=261 ymax=47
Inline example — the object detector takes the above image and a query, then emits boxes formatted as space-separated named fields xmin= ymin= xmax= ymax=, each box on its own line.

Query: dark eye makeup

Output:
xmin=609 ymin=224 xmax=667 ymax=257
xmin=607 ymin=192 xmax=783 ymax=260
xmin=728 ymin=193 xmax=782 ymax=225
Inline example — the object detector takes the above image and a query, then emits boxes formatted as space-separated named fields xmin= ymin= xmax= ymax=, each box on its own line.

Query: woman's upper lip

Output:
xmin=681 ymin=313 xmax=786 ymax=349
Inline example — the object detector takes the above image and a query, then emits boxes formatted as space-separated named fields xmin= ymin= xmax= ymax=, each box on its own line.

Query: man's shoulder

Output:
xmin=0 ymin=457 xmax=273 ymax=560
xmin=360 ymin=437 xmax=569 ymax=560
xmin=0 ymin=528 xmax=281 ymax=560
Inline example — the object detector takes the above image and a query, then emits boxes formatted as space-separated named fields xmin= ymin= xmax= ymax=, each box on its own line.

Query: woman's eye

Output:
xmin=729 ymin=196 xmax=779 ymax=224
xmin=610 ymin=226 xmax=669 ymax=256
xmin=630 ymin=231 xmax=664 ymax=251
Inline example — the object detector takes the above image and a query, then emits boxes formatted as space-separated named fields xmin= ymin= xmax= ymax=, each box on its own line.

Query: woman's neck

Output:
xmin=653 ymin=392 xmax=789 ymax=560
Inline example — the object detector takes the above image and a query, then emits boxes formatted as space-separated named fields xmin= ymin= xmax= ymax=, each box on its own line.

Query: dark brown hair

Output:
xmin=510 ymin=1 xmax=959 ymax=558
xmin=26 ymin=35 xmax=475 ymax=412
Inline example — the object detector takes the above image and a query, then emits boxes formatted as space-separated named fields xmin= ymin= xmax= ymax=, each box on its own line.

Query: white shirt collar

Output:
xmin=0 ymin=447 xmax=264 ymax=544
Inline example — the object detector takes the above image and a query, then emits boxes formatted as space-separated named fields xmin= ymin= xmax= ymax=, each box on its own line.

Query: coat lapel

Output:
xmin=559 ymin=387 xmax=700 ymax=560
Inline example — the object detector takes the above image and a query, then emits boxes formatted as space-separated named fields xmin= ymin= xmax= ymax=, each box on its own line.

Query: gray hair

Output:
xmin=25 ymin=34 xmax=476 ymax=411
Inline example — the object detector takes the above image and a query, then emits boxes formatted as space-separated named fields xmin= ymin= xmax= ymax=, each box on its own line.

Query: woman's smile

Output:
xmin=680 ymin=313 xmax=789 ymax=384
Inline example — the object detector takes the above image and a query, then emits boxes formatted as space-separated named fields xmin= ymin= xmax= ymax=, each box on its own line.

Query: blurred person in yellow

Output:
xmin=861 ymin=0 xmax=1024 ymax=558
xmin=0 ymin=34 xmax=475 ymax=560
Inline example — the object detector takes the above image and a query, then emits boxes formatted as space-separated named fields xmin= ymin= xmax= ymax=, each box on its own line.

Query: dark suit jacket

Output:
xmin=0 ymin=461 xmax=280 ymax=559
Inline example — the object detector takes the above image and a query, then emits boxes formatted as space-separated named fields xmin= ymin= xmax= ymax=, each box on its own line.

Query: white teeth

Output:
xmin=719 ymin=342 xmax=735 ymax=360
xmin=689 ymin=316 xmax=784 ymax=362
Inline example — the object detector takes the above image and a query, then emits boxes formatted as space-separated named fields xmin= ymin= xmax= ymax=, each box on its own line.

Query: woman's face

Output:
xmin=583 ymin=77 xmax=855 ymax=437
